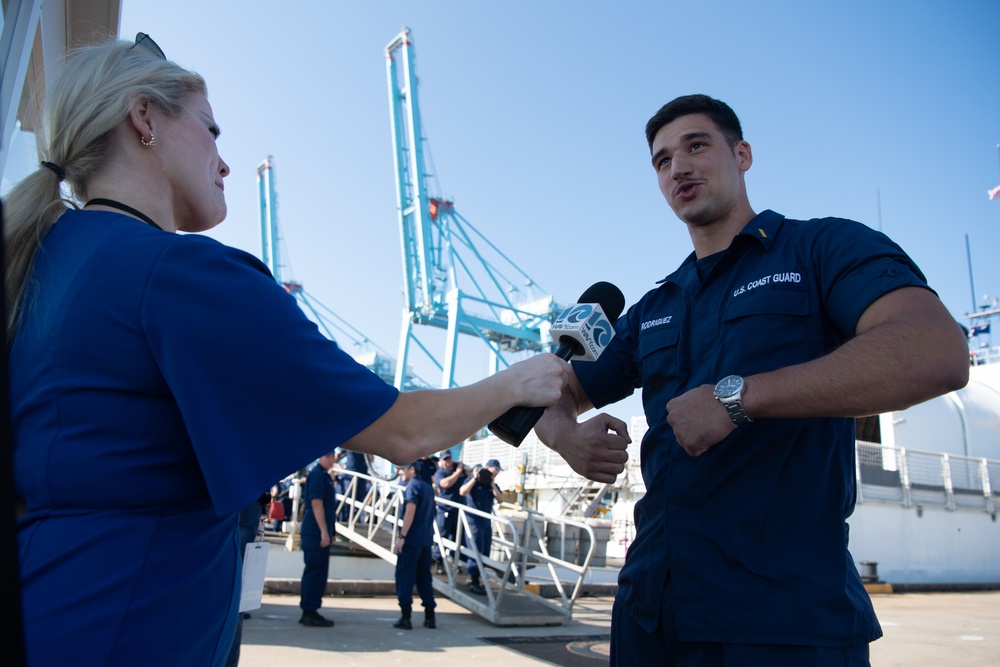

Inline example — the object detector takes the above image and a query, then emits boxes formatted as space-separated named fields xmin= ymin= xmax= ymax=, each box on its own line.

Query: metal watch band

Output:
xmin=721 ymin=397 xmax=752 ymax=424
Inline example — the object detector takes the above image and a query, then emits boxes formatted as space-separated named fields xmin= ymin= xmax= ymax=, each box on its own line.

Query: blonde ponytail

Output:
xmin=3 ymin=37 xmax=205 ymax=343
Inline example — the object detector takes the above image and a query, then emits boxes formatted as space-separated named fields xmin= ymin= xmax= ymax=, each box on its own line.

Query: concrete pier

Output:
xmin=235 ymin=589 xmax=1000 ymax=666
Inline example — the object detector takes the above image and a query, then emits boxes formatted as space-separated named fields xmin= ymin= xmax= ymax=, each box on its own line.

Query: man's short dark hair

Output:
xmin=645 ymin=94 xmax=743 ymax=151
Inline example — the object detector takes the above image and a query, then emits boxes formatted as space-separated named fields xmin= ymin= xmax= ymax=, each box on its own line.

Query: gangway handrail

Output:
xmin=328 ymin=467 xmax=599 ymax=624
xmin=496 ymin=501 xmax=598 ymax=608
xmin=438 ymin=496 xmax=521 ymax=613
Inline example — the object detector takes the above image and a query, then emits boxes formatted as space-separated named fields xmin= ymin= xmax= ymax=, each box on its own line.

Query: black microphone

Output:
xmin=488 ymin=281 xmax=625 ymax=447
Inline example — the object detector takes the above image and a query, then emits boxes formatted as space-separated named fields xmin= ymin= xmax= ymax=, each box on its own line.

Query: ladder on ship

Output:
xmin=547 ymin=479 xmax=614 ymax=519
xmin=327 ymin=468 xmax=599 ymax=626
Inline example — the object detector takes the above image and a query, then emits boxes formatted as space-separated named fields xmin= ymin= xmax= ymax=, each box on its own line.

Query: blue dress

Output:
xmin=11 ymin=210 xmax=398 ymax=666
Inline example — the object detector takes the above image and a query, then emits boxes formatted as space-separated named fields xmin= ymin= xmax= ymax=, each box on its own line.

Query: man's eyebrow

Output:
xmin=651 ymin=131 xmax=714 ymax=166
xmin=679 ymin=130 xmax=713 ymax=143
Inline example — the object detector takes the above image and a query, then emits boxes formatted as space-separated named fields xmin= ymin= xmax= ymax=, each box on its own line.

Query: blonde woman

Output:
xmin=5 ymin=34 xmax=585 ymax=666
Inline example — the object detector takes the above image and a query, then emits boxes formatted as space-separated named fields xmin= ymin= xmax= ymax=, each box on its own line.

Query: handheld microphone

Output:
xmin=488 ymin=281 xmax=625 ymax=447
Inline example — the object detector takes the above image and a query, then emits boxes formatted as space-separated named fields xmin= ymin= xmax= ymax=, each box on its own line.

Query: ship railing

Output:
xmin=329 ymin=467 xmax=597 ymax=623
xmin=856 ymin=440 xmax=999 ymax=514
xmin=969 ymin=344 xmax=1000 ymax=366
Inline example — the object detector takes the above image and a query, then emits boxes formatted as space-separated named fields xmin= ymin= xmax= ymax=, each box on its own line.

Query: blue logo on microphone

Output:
xmin=553 ymin=305 xmax=613 ymax=353
xmin=558 ymin=304 xmax=594 ymax=323
xmin=589 ymin=314 xmax=614 ymax=347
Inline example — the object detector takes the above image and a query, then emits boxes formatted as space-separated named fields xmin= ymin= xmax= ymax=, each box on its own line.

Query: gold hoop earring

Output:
xmin=140 ymin=134 xmax=156 ymax=148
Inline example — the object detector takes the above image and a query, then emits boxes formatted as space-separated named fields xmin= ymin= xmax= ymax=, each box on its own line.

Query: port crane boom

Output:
xmin=255 ymin=155 xmax=423 ymax=389
xmin=385 ymin=28 xmax=562 ymax=389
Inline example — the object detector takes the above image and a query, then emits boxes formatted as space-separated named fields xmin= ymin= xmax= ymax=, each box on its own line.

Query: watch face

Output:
xmin=716 ymin=375 xmax=744 ymax=397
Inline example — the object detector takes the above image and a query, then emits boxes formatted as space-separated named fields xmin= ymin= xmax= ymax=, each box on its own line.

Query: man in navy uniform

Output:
xmin=459 ymin=459 xmax=504 ymax=595
xmin=536 ymin=94 xmax=968 ymax=665
xmin=298 ymin=452 xmax=339 ymax=627
xmin=392 ymin=460 xmax=437 ymax=629
xmin=432 ymin=451 xmax=465 ymax=574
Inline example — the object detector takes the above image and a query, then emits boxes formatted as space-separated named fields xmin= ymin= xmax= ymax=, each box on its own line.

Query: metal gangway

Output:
xmin=329 ymin=467 xmax=599 ymax=626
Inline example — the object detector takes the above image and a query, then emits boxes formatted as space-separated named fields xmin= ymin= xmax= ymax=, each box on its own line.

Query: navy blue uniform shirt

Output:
xmin=575 ymin=210 xmax=930 ymax=647
xmin=403 ymin=477 xmax=436 ymax=547
xmin=465 ymin=481 xmax=496 ymax=520
xmin=301 ymin=464 xmax=337 ymax=540
xmin=434 ymin=467 xmax=465 ymax=504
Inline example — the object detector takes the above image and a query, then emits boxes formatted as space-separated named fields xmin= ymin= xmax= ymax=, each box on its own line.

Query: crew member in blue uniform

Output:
xmin=392 ymin=460 xmax=437 ymax=629
xmin=299 ymin=452 xmax=339 ymax=627
xmin=432 ymin=451 xmax=465 ymax=573
xmin=459 ymin=460 xmax=504 ymax=595
xmin=536 ymin=94 xmax=969 ymax=666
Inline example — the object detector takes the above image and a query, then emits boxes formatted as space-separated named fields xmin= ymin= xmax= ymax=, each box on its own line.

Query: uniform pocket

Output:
xmin=637 ymin=326 xmax=682 ymax=403
xmin=720 ymin=287 xmax=815 ymax=369
xmin=637 ymin=325 xmax=680 ymax=360
xmin=722 ymin=286 xmax=809 ymax=320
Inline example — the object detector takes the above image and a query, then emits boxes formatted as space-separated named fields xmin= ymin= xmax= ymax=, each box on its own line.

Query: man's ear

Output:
xmin=736 ymin=140 xmax=753 ymax=173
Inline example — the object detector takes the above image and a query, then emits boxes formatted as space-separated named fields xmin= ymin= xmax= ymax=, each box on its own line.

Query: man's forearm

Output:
xmin=534 ymin=370 xmax=631 ymax=483
xmin=534 ymin=371 xmax=592 ymax=452
xmin=743 ymin=288 xmax=969 ymax=420
xmin=439 ymin=468 xmax=461 ymax=489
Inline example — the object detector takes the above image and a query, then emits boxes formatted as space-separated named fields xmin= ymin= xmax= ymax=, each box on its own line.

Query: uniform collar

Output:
xmin=735 ymin=209 xmax=784 ymax=249
xmin=658 ymin=210 xmax=786 ymax=290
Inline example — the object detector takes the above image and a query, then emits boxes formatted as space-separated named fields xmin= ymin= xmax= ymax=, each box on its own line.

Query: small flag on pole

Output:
xmin=990 ymin=185 xmax=1000 ymax=200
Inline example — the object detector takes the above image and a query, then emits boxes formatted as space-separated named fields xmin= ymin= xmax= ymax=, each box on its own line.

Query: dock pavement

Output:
xmin=236 ymin=587 xmax=1000 ymax=666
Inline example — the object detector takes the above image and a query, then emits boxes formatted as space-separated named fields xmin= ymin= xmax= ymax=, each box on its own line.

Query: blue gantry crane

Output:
xmin=256 ymin=155 xmax=425 ymax=389
xmin=385 ymin=28 xmax=563 ymax=390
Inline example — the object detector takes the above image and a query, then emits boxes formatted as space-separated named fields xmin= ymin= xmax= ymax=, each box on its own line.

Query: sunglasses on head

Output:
xmin=130 ymin=32 xmax=166 ymax=60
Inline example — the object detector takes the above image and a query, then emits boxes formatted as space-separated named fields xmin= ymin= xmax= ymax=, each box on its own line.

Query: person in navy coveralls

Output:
xmin=459 ymin=460 xmax=504 ymax=595
xmin=298 ymin=452 xmax=339 ymax=627
xmin=392 ymin=460 xmax=437 ymax=629
xmin=432 ymin=451 xmax=465 ymax=573
xmin=535 ymin=94 xmax=968 ymax=666
xmin=6 ymin=35 xmax=577 ymax=667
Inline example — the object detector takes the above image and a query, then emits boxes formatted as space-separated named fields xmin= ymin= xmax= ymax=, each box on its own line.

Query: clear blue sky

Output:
xmin=108 ymin=1 xmax=996 ymax=422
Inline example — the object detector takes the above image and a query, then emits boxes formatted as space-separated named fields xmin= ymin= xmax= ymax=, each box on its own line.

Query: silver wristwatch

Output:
xmin=714 ymin=375 xmax=752 ymax=425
